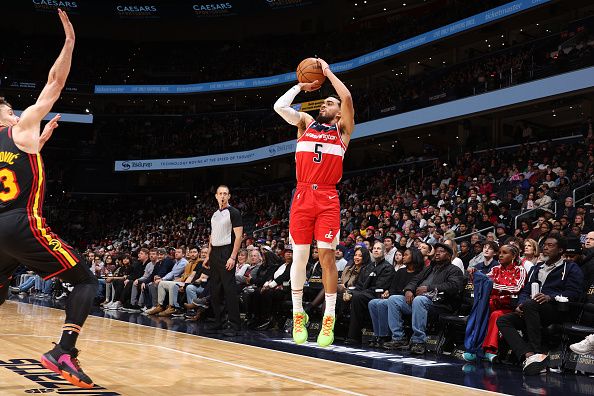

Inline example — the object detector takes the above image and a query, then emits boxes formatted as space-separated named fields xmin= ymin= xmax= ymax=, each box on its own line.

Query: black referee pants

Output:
xmin=210 ymin=245 xmax=241 ymax=329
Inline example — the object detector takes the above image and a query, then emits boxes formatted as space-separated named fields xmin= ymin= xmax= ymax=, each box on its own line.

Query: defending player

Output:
xmin=273 ymin=58 xmax=354 ymax=346
xmin=0 ymin=10 xmax=97 ymax=388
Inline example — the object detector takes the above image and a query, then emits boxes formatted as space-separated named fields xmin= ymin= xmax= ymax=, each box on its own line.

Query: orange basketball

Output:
xmin=296 ymin=58 xmax=326 ymax=85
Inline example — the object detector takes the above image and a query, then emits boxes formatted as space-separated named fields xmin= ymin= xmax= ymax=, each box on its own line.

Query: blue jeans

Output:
xmin=18 ymin=277 xmax=36 ymax=292
xmin=97 ymin=279 xmax=106 ymax=298
xmin=387 ymin=294 xmax=433 ymax=344
xmin=186 ymin=284 xmax=205 ymax=304
xmin=34 ymin=276 xmax=53 ymax=294
xmin=368 ymin=299 xmax=390 ymax=337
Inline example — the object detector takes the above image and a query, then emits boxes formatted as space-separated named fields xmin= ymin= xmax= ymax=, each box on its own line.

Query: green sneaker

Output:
xmin=292 ymin=311 xmax=309 ymax=344
xmin=317 ymin=314 xmax=335 ymax=347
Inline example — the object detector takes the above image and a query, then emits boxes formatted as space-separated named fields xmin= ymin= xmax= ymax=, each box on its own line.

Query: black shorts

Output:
xmin=0 ymin=209 xmax=85 ymax=283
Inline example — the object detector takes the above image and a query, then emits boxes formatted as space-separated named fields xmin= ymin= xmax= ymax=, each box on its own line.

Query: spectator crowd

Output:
xmin=10 ymin=135 xmax=594 ymax=375
xmin=95 ymin=23 xmax=594 ymax=160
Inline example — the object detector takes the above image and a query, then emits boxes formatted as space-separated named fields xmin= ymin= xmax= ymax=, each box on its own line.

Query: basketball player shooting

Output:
xmin=274 ymin=58 xmax=354 ymax=347
xmin=0 ymin=10 xmax=98 ymax=388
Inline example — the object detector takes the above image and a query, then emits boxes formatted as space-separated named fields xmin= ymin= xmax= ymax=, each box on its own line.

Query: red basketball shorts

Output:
xmin=289 ymin=183 xmax=340 ymax=246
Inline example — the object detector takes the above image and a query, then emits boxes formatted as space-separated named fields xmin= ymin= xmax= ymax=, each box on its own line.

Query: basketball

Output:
xmin=296 ymin=57 xmax=326 ymax=84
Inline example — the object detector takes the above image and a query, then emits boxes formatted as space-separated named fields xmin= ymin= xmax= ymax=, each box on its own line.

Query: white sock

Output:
xmin=290 ymin=243 xmax=310 ymax=313
xmin=324 ymin=293 xmax=337 ymax=316
xmin=292 ymin=289 xmax=304 ymax=313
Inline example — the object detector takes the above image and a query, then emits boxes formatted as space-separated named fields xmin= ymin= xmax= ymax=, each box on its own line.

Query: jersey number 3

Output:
xmin=0 ymin=168 xmax=20 ymax=202
xmin=313 ymin=143 xmax=323 ymax=163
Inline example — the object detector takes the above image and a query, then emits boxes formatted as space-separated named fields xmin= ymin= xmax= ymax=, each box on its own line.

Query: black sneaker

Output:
xmin=410 ymin=342 xmax=426 ymax=355
xmin=343 ymin=338 xmax=362 ymax=346
xmin=256 ymin=319 xmax=273 ymax=331
xmin=222 ymin=324 xmax=240 ymax=337
xmin=383 ymin=339 xmax=409 ymax=350
xmin=368 ymin=336 xmax=380 ymax=348
xmin=41 ymin=344 xmax=94 ymax=389
xmin=171 ymin=308 xmax=185 ymax=318
xmin=523 ymin=354 xmax=548 ymax=375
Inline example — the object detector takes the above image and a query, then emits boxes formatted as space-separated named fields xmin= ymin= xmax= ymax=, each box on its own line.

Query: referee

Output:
xmin=204 ymin=185 xmax=243 ymax=336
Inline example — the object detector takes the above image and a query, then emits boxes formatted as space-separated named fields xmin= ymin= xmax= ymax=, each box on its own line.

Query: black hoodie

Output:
xmin=580 ymin=247 xmax=594 ymax=291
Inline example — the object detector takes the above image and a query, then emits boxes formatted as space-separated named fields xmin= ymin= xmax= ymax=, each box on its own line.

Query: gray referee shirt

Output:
xmin=210 ymin=205 xmax=243 ymax=247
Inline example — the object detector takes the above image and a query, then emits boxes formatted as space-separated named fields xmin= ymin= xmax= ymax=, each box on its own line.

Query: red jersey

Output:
xmin=295 ymin=121 xmax=346 ymax=185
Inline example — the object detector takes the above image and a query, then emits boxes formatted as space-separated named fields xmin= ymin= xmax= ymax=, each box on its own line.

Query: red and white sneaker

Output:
xmin=41 ymin=344 xmax=94 ymax=389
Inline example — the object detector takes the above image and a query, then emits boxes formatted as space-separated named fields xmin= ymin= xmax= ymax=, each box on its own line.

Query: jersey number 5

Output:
xmin=0 ymin=168 xmax=20 ymax=202
xmin=313 ymin=143 xmax=323 ymax=163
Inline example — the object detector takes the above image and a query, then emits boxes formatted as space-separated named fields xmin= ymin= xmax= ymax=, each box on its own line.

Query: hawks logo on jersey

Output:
xmin=295 ymin=121 xmax=346 ymax=185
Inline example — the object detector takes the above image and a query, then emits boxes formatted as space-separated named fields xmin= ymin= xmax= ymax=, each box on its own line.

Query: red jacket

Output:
xmin=487 ymin=264 xmax=527 ymax=310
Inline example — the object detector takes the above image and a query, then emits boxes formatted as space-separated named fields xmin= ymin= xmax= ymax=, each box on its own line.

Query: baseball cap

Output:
xmin=565 ymin=238 xmax=582 ymax=255
xmin=434 ymin=242 xmax=453 ymax=256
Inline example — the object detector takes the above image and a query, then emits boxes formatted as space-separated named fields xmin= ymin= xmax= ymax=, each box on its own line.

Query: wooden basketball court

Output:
xmin=0 ymin=301 xmax=502 ymax=395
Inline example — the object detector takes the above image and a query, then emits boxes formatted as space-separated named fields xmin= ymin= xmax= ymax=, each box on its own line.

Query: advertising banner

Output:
xmin=291 ymin=99 xmax=324 ymax=112
xmin=114 ymin=3 xmax=160 ymax=19
xmin=114 ymin=140 xmax=296 ymax=171
xmin=191 ymin=2 xmax=239 ymax=17
xmin=31 ymin=0 xmax=82 ymax=14
xmin=113 ymin=66 xmax=594 ymax=171
xmin=262 ymin=0 xmax=317 ymax=11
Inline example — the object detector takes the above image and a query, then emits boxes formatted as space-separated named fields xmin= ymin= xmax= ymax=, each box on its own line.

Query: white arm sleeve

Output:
xmin=273 ymin=84 xmax=302 ymax=126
